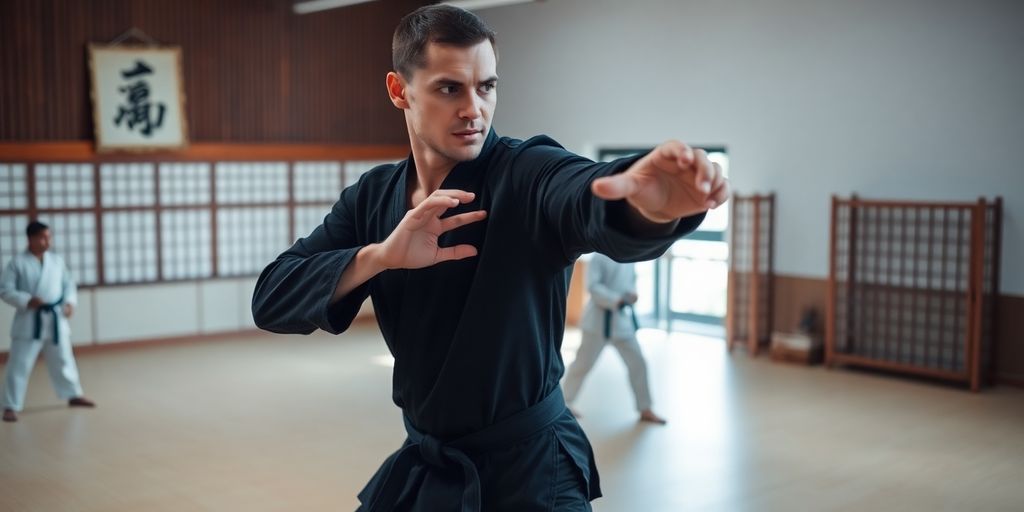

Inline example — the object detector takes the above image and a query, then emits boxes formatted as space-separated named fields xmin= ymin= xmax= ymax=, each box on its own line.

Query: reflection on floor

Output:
xmin=1 ymin=323 xmax=1022 ymax=511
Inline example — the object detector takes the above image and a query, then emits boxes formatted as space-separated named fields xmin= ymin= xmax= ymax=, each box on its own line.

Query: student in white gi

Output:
xmin=1 ymin=221 xmax=95 ymax=423
xmin=563 ymin=252 xmax=667 ymax=424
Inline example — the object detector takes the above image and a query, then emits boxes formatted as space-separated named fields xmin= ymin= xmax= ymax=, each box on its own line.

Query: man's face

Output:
xmin=393 ymin=40 xmax=498 ymax=166
xmin=28 ymin=229 xmax=51 ymax=254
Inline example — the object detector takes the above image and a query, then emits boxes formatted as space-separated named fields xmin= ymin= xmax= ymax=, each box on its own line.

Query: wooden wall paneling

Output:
xmin=1 ymin=0 xmax=432 ymax=143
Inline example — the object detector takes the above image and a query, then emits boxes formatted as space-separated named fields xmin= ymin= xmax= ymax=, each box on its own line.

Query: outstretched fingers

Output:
xmin=692 ymin=149 xmax=717 ymax=194
xmin=412 ymin=190 xmax=475 ymax=219
xmin=652 ymin=140 xmax=694 ymax=175
xmin=435 ymin=243 xmax=479 ymax=263
xmin=706 ymin=165 xmax=730 ymax=209
xmin=440 ymin=209 xmax=488 ymax=232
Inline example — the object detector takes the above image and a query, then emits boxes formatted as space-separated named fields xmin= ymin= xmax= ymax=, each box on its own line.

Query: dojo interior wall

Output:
xmin=479 ymin=0 xmax=1024 ymax=381
xmin=0 ymin=0 xmax=425 ymax=352
xmin=1 ymin=0 xmax=1021 ymax=379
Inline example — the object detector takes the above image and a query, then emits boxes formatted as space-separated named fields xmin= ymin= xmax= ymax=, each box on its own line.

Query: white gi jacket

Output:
xmin=0 ymin=251 xmax=77 ymax=342
xmin=579 ymin=253 xmax=637 ymax=339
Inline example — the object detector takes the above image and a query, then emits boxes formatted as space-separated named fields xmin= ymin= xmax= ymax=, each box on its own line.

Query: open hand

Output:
xmin=376 ymin=189 xmax=487 ymax=270
xmin=591 ymin=141 xmax=730 ymax=223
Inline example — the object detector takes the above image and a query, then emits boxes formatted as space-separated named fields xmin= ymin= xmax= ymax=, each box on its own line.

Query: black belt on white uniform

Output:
xmin=33 ymin=295 xmax=64 ymax=345
xmin=603 ymin=303 xmax=639 ymax=339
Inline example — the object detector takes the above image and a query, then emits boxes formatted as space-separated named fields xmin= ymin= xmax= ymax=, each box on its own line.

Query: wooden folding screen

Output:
xmin=727 ymin=193 xmax=775 ymax=355
xmin=827 ymin=196 xmax=1002 ymax=391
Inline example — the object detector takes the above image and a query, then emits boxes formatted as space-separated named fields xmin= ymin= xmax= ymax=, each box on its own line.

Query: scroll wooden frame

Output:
xmin=87 ymin=44 xmax=190 ymax=153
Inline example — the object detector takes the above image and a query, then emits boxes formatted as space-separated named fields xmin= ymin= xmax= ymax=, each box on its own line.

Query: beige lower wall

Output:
xmin=0 ymin=276 xmax=378 ymax=354
xmin=770 ymin=274 xmax=1024 ymax=383
xmin=994 ymin=294 xmax=1024 ymax=382
xmin=0 ymin=278 xmax=258 ymax=350
xmin=94 ymin=284 xmax=201 ymax=343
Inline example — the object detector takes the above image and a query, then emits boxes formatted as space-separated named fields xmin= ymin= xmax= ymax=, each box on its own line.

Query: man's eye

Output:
xmin=439 ymin=86 xmax=457 ymax=94
xmin=479 ymin=83 xmax=495 ymax=93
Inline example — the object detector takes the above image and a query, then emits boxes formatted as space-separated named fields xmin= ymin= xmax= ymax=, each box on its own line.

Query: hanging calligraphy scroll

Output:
xmin=88 ymin=44 xmax=189 ymax=152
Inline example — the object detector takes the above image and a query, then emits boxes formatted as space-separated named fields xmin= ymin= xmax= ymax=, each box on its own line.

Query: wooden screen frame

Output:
xmin=0 ymin=142 xmax=407 ymax=288
xmin=726 ymin=193 xmax=775 ymax=355
xmin=826 ymin=195 xmax=1003 ymax=391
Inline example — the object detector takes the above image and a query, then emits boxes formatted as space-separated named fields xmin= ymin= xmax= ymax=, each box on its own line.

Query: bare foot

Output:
xmin=68 ymin=397 xmax=96 ymax=408
xmin=639 ymin=409 xmax=667 ymax=425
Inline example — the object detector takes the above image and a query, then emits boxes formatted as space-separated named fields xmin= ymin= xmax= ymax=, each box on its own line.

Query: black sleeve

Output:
xmin=513 ymin=138 xmax=705 ymax=264
xmin=251 ymin=183 xmax=371 ymax=335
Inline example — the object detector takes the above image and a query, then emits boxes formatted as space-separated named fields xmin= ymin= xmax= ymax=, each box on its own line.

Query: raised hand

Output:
xmin=376 ymin=189 xmax=487 ymax=270
xmin=590 ymin=141 xmax=730 ymax=224
xmin=330 ymin=189 xmax=487 ymax=303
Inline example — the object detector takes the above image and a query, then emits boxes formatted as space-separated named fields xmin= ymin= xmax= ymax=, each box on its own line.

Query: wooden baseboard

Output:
xmin=995 ymin=376 xmax=1024 ymax=389
xmin=0 ymin=329 xmax=270 ymax=364
xmin=772 ymin=273 xmax=1024 ymax=388
xmin=0 ymin=314 xmax=384 ymax=364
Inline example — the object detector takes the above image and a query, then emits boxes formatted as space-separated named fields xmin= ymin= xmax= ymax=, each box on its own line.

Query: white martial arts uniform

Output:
xmin=1 ymin=250 xmax=83 ymax=412
xmin=563 ymin=253 xmax=653 ymax=412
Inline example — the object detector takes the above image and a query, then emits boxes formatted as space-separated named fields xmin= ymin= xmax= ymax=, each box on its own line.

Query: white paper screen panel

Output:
xmin=0 ymin=214 xmax=29 ymax=271
xmin=100 ymin=163 xmax=155 ymax=207
xmin=215 ymin=163 xmax=288 ymax=204
xmin=159 ymin=163 xmax=211 ymax=205
xmin=293 ymin=206 xmax=329 ymax=241
xmin=102 ymin=211 xmax=157 ymax=283
xmin=161 ymin=209 xmax=212 ymax=280
xmin=36 ymin=164 xmax=95 ymax=209
xmin=216 ymin=207 xmax=289 ymax=276
xmin=293 ymin=162 xmax=342 ymax=202
xmin=0 ymin=164 xmax=28 ymax=211
xmin=36 ymin=212 xmax=99 ymax=286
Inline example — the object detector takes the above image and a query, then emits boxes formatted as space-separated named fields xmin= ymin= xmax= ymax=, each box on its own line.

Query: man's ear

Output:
xmin=386 ymin=71 xmax=410 ymax=109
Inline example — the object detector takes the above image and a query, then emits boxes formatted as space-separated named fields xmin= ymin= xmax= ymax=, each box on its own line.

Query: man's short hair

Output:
xmin=392 ymin=4 xmax=497 ymax=79
xmin=26 ymin=221 xmax=49 ymax=238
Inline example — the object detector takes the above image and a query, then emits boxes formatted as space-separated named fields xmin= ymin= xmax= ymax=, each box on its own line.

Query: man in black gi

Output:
xmin=252 ymin=4 xmax=730 ymax=511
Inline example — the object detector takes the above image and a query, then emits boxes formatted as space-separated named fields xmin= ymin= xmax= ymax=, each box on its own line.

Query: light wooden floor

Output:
xmin=1 ymin=324 xmax=1022 ymax=511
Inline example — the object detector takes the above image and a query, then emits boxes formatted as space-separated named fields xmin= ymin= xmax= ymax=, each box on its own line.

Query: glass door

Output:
xmin=597 ymin=147 xmax=729 ymax=337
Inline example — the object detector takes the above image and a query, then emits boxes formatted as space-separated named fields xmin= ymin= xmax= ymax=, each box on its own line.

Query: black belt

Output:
xmin=358 ymin=387 xmax=567 ymax=512
xmin=33 ymin=295 xmax=64 ymax=345
xmin=603 ymin=303 xmax=639 ymax=339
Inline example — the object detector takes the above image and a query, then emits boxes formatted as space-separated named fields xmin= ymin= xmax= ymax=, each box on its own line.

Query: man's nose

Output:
xmin=458 ymin=93 xmax=482 ymax=121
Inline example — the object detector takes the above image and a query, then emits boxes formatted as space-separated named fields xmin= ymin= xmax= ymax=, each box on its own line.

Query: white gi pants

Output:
xmin=563 ymin=329 xmax=653 ymax=412
xmin=2 ymin=314 xmax=83 ymax=411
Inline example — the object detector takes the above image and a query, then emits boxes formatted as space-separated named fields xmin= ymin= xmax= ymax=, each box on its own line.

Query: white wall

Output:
xmin=480 ymin=0 xmax=1024 ymax=293
xmin=0 ymin=278 xmax=258 ymax=350
xmin=0 ymin=276 xmax=376 ymax=351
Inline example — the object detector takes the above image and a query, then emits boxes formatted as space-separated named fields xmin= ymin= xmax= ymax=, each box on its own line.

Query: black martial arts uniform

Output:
xmin=252 ymin=129 xmax=704 ymax=511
